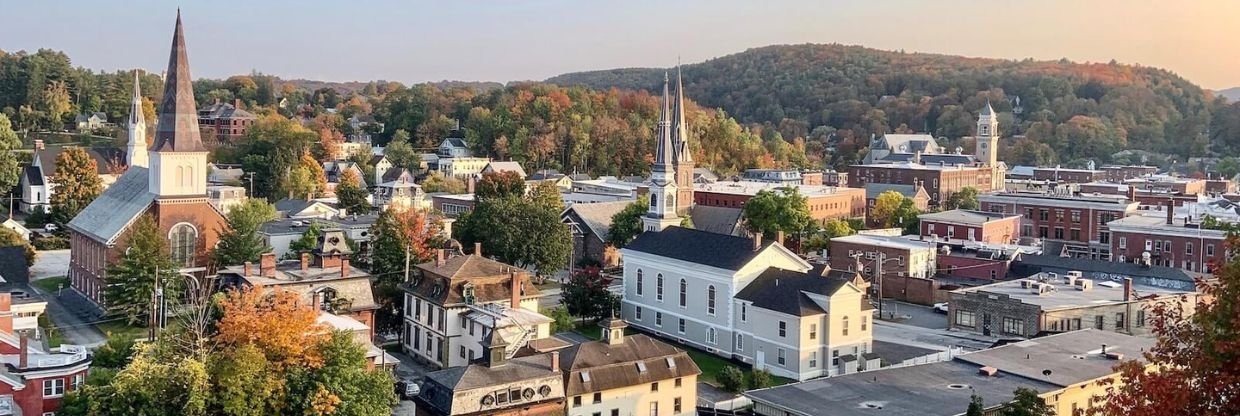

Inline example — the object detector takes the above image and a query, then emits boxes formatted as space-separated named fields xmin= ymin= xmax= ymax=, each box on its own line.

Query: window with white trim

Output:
xmin=636 ymin=269 xmax=643 ymax=296
xmin=43 ymin=378 xmax=64 ymax=397
xmin=656 ymin=274 xmax=664 ymax=301
xmin=707 ymin=285 xmax=716 ymax=315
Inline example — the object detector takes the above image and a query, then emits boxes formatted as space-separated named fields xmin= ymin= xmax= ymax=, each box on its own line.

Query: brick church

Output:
xmin=68 ymin=12 xmax=228 ymax=304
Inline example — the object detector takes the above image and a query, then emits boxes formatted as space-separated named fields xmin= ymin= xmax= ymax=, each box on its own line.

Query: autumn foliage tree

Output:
xmin=335 ymin=169 xmax=371 ymax=214
xmin=1086 ymin=237 xmax=1240 ymax=416
xmin=475 ymin=170 xmax=526 ymax=200
xmin=214 ymin=287 xmax=325 ymax=371
xmin=49 ymin=146 xmax=104 ymax=224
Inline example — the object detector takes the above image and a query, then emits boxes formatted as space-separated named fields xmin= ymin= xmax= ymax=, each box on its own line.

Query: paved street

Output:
xmin=30 ymin=249 xmax=69 ymax=279
xmin=873 ymin=320 xmax=995 ymax=351
xmin=875 ymin=300 xmax=948 ymax=329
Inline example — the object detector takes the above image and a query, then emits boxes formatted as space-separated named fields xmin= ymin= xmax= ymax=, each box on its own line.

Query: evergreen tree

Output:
xmin=102 ymin=215 xmax=181 ymax=325
xmin=966 ymin=394 xmax=985 ymax=416
xmin=213 ymin=199 xmax=278 ymax=266
xmin=49 ymin=146 xmax=104 ymax=225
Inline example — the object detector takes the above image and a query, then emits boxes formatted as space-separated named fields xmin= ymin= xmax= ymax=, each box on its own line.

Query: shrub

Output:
xmin=748 ymin=368 xmax=773 ymax=390
xmin=719 ymin=365 xmax=746 ymax=393
xmin=545 ymin=306 xmax=575 ymax=333
xmin=33 ymin=235 xmax=69 ymax=250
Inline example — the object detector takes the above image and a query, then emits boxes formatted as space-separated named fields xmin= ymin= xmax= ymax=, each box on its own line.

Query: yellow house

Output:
xmin=746 ymin=329 xmax=1154 ymax=416
xmin=561 ymin=318 xmax=701 ymax=416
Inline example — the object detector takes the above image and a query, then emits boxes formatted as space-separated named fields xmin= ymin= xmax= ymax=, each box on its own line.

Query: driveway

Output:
xmin=29 ymin=283 xmax=107 ymax=347
xmin=30 ymin=249 xmax=69 ymax=280
xmin=875 ymin=300 xmax=948 ymax=329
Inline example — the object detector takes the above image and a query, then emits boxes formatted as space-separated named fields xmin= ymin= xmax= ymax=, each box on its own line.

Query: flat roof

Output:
xmin=832 ymin=234 xmax=934 ymax=251
xmin=918 ymin=209 xmax=1019 ymax=225
xmin=746 ymin=330 xmax=1149 ymax=416
xmin=979 ymin=191 xmax=1133 ymax=206
xmin=693 ymin=180 xmax=861 ymax=197
xmin=955 ymin=274 xmax=1189 ymax=310
xmin=852 ymin=162 xmax=985 ymax=171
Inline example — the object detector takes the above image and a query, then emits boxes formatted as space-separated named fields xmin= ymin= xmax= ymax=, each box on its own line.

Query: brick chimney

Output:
xmin=436 ymin=249 xmax=445 ymax=267
xmin=1123 ymin=277 xmax=1133 ymax=302
xmin=341 ymin=258 xmax=350 ymax=278
xmin=18 ymin=334 xmax=28 ymax=369
xmin=234 ymin=98 xmax=242 ymax=109
xmin=467 ymin=176 xmax=476 ymax=194
xmin=1166 ymin=199 xmax=1175 ymax=225
xmin=301 ymin=253 xmax=311 ymax=272
xmin=260 ymin=253 xmax=277 ymax=277
xmin=1126 ymin=185 xmax=1136 ymax=202
xmin=776 ymin=231 xmax=785 ymax=246
xmin=753 ymin=232 xmax=764 ymax=251
xmin=510 ymin=272 xmax=522 ymax=309
xmin=243 ymin=261 xmax=253 ymax=277
xmin=474 ymin=242 xmax=482 ymax=257
xmin=33 ymin=139 xmax=44 ymax=151
xmin=550 ymin=351 xmax=560 ymax=372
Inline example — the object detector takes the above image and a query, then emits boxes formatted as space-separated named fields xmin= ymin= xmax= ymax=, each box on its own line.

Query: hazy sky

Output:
xmin=3 ymin=1 xmax=1239 ymax=89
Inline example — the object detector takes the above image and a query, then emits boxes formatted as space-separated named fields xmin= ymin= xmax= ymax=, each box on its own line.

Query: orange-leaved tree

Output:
xmin=1087 ymin=235 xmax=1240 ymax=415
xmin=214 ymin=286 xmax=326 ymax=370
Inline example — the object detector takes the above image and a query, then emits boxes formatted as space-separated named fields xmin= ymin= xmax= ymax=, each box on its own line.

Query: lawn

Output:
xmin=38 ymin=314 xmax=66 ymax=347
xmin=31 ymin=276 xmax=68 ymax=294
xmin=96 ymin=319 xmax=151 ymax=342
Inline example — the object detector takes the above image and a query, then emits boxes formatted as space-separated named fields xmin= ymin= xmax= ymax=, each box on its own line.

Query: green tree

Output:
xmin=607 ymin=196 xmax=649 ymax=248
xmin=208 ymin=344 xmax=279 ymax=416
xmin=281 ymin=331 xmax=397 ymax=416
xmin=213 ymin=199 xmax=278 ymax=266
xmin=475 ymin=171 xmax=526 ymax=200
xmin=285 ymin=222 xmax=323 ymax=260
xmin=997 ymin=387 xmax=1053 ymax=416
xmin=966 ymin=394 xmax=985 ymax=416
xmin=718 ymin=366 xmax=746 ymax=393
xmin=368 ymin=208 xmax=441 ymax=286
xmin=103 ymin=215 xmax=181 ymax=324
xmin=894 ymin=197 xmax=923 ymax=235
xmin=560 ymin=267 xmax=617 ymax=321
xmin=97 ymin=344 xmax=211 ymax=416
xmin=421 ymin=171 xmax=466 ymax=194
xmin=93 ymin=334 xmax=137 ymax=369
xmin=748 ymin=368 xmax=772 ymax=390
xmin=457 ymin=191 xmax=571 ymax=278
xmin=741 ymin=186 xmax=813 ymax=237
xmin=334 ymin=169 xmax=371 ymax=215
xmin=383 ymin=129 xmax=417 ymax=170
xmin=1216 ymin=156 xmax=1240 ymax=180
xmin=41 ymin=80 xmax=72 ymax=128
xmin=0 ymin=227 xmax=35 ymax=266
xmin=49 ymin=146 xmax=104 ymax=225
xmin=803 ymin=218 xmax=856 ymax=253
xmin=944 ymin=187 xmax=979 ymax=210
xmin=0 ymin=114 xmax=20 ymax=196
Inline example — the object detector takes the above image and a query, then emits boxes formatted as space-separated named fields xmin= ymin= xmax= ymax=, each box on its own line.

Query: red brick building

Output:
xmin=936 ymin=246 xmax=1021 ymax=281
xmin=694 ymin=181 xmax=865 ymax=222
xmin=918 ymin=210 xmax=1021 ymax=244
xmin=1031 ymin=167 xmax=1105 ymax=184
xmin=1107 ymin=205 xmax=1228 ymax=273
xmin=67 ymin=13 xmax=229 ymax=304
xmin=848 ymin=163 xmax=994 ymax=207
xmin=198 ymin=98 xmax=257 ymax=147
xmin=1100 ymin=165 xmax=1158 ymax=182
xmin=0 ymin=292 xmax=91 ymax=415
xmin=978 ymin=191 xmax=1139 ymax=260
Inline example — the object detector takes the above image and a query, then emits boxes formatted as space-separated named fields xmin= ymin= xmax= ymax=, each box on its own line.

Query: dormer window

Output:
xmin=462 ymin=283 xmax=476 ymax=304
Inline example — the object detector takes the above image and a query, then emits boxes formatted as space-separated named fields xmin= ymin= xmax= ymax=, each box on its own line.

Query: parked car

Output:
xmin=395 ymin=378 xmax=421 ymax=400
xmin=932 ymin=302 xmax=949 ymax=314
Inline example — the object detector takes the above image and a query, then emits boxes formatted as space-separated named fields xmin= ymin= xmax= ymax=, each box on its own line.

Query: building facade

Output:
xmin=695 ymin=181 xmax=866 ymax=222
xmin=918 ymin=209 xmax=1022 ymax=244
xmin=197 ymin=98 xmax=256 ymax=147
xmin=978 ymin=191 xmax=1139 ymax=260
xmin=828 ymin=234 xmax=938 ymax=279
xmin=562 ymin=319 xmax=701 ymax=416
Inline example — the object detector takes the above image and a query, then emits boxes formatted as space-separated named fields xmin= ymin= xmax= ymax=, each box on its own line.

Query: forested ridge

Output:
xmin=550 ymin=43 xmax=1240 ymax=169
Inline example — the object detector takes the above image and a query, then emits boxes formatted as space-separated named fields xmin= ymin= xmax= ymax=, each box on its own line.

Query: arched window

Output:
xmin=665 ymin=193 xmax=673 ymax=208
xmin=707 ymin=327 xmax=716 ymax=345
xmin=656 ymin=274 xmax=664 ymax=301
xmin=707 ymin=285 xmax=716 ymax=315
xmin=636 ymin=269 xmax=644 ymax=296
xmin=176 ymin=166 xmax=184 ymax=188
xmin=679 ymin=279 xmax=687 ymax=307
xmin=316 ymin=287 xmax=338 ymax=311
xmin=169 ymin=223 xmax=197 ymax=267
xmin=650 ymin=194 xmax=658 ymax=210
xmin=185 ymin=165 xmax=194 ymax=187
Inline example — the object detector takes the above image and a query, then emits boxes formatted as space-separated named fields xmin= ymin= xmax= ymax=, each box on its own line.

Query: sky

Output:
xmin=3 ymin=1 xmax=1240 ymax=89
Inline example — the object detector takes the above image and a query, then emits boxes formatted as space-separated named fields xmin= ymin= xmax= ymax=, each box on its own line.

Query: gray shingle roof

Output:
xmin=425 ymin=353 xmax=557 ymax=391
xmin=23 ymin=166 xmax=42 ymax=186
xmin=625 ymin=226 xmax=771 ymax=270
xmin=559 ymin=334 xmax=700 ymax=396
xmin=685 ymin=205 xmax=743 ymax=236
xmin=561 ymin=201 xmax=631 ymax=242
xmin=66 ymin=167 xmax=154 ymax=244
xmin=485 ymin=161 xmax=527 ymax=178
xmin=735 ymin=265 xmax=858 ymax=316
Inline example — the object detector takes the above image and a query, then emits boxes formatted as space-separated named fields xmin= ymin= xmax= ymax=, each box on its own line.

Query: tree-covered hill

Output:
xmin=549 ymin=43 xmax=1231 ymax=168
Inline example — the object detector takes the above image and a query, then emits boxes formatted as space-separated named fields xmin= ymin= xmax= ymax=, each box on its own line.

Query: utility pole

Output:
xmin=149 ymin=266 xmax=160 ymax=341
xmin=875 ymin=252 xmax=884 ymax=320
xmin=246 ymin=172 xmax=255 ymax=196
xmin=403 ymin=247 xmax=411 ymax=283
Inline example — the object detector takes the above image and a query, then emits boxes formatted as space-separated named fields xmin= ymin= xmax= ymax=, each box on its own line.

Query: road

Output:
xmin=30 ymin=249 xmax=69 ymax=279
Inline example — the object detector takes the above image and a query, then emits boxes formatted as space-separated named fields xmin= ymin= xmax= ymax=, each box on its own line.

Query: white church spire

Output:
xmin=126 ymin=69 xmax=148 ymax=168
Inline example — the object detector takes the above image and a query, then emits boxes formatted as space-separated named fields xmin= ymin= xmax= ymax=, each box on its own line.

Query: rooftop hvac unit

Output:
xmin=1075 ymin=279 xmax=1094 ymax=291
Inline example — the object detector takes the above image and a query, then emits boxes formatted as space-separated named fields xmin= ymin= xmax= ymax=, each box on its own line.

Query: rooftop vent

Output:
xmin=946 ymin=384 xmax=970 ymax=390
xmin=978 ymin=366 xmax=997 ymax=377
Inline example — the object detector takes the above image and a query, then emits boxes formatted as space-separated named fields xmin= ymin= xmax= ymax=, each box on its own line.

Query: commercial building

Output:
xmin=562 ymin=318 xmax=701 ymax=416
xmin=746 ymin=329 xmax=1154 ymax=416
xmin=694 ymin=181 xmax=866 ymax=222
xmin=0 ymin=293 xmax=91 ymax=416
xmin=918 ymin=209 xmax=1022 ymax=244
xmin=1107 ymin=208 xmax=1227 ymax=273
xmin=949 ymin=272 xmax=1198 ymax=338
xmin=828 ymin=234 xmax=938 ymax=279
xmin=978 ymin=191 xmax=1139 ymax=260
xmin=1032 ymin=167 xmax=1105 ymax=184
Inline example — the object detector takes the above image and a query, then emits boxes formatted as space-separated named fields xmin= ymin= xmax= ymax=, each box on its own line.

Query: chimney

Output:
xmin=510 ymin=272 xmax=523 ymax=309
xmin=18 ymin=334 xmax=28 ymax=369
xmin=776 ymin=231 xmax=785 ymax=246
xmin=474 ymin=242 xmax=482 ymax=257
xmin=550 ymin=351 xmax=560 ymax=372
xmin=243 ymin=261 xmax=253 ymax=277
xmin=301 ymin=253 xmax=311 ymax=272
xmin=467 ymin=176 xmax=476 ymax=194
xmin=0 ymin=293 xmax=11 ymax=335
xmin=341 ymin=258 xmax=350 ymax=279
xmin=1123 ymin=278 xmax=1133 ymax=302
xmin=436 ymin=249 xmax=445 ymax=267
xmin=234 ymin=98 xmax=242 ymax=109
xmin=1166 ymin=199 xmax=1175 ymax=225
xmin=753 ymin=232 xmax=763 ymax=251
xmin=214 ymin=98 xmax=220 ymax=105
xmin=1126 ymin=185 xmax=1136 ymax=202
xmin=33 ymin=139 xmax=44 ymax=151
xmin=260 ymin=253 xmax=277 ymax=277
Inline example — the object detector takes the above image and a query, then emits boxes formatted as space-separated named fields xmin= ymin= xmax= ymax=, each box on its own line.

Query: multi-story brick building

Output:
xmin=936 ymin=245 xmax=1023 ymax=282
xmin=828 ymin=234 xmax=937 ymax=279
xmin=1100 ymin=165 xmax=1158 ymax=182
xmin=694 ymin=181 xmax=866 ymax=222
xmin=1032 ymin=167 xmax=1106 ymax=184
xmin=1107 ymin=207 xmax=1228 ymax=273
xmin=977 ymin=191 xmax=1139 ymax=260
xmin=1123 ymin=175 xmax=1206 ymax=196
xmin=849 ymin=162 xmax=994 ymax=207
xmin=197 ymin=99 xmax=256 ymax=147
xmin=821 ymin=169 xmax=848 ymax=187
xmin=918 ymin=209 xmax=1021 ymax=244
xmin=949 ymin=272 xmax=1198 ymax=338
xmin=0 ymin=292 xmax=92 ymax=415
